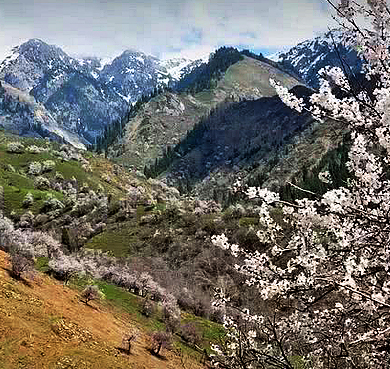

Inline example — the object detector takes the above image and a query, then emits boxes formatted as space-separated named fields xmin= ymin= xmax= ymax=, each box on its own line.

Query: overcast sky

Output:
xmin=0 ymin=0 xmax=338 ymax=62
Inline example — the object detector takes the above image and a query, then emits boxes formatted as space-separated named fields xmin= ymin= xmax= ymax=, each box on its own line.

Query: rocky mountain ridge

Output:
xmin=0 ymin=39 xmax=202 ymax=144
xmin=0 ymin=80 xmax=86 ymax=148
xmin=270 ymin=29 xmax=363 ymax=88
xmin=0 ymin=30 xmax=363 ymax=155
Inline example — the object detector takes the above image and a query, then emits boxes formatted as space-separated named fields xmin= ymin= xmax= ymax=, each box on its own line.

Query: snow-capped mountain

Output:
xmin=99 ymin=50 xmax=163 ymax=103
xmin=0 ymin=39 xmax=202 ymax=144
xmin=157 ymin=57 xmax=205 ymax=83
xmin=99 ymin=51 xmax=204 ymax=102
xmin=270 ymin=30 xmax=363 ymax=89
xmin=0 ymin=39 xmax=77 ymax=91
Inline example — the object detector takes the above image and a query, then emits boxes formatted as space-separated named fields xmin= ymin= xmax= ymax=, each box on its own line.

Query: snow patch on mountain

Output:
xmin=0 ymin=38 xmax=208 ymax=146
xmin=271 ymin=29 xmax=362 ymax=88
xmin=158 ymin=57 xmax=205 ymax=81
xmin=159 ymin=58 xmax=193 ymax=80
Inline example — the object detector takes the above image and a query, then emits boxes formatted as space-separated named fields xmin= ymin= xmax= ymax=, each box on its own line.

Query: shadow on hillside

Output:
xmin=115 ymin=347 xmax=134 ymax=356
xmin=80 ymin=300 xmax=100 ymax=311
xmin=2 ymin=266 xmax=34 ymax=287
xmin=147 ymin=348 xmax=169 ymax=361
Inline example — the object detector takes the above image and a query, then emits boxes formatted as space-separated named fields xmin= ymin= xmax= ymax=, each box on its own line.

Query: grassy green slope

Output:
xmin=0 ymin=129 xmax=142 ymax=218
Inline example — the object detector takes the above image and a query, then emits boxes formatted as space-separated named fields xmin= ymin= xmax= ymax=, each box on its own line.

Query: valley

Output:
xmin=0 ymin=14 xmax=383 ymax=368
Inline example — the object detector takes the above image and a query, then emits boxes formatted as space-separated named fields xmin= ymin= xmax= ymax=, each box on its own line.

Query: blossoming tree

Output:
xmin=211 ymin=1 xmax=390 ymax=368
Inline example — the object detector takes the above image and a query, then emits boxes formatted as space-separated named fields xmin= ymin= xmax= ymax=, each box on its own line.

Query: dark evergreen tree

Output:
xmin=175 ymin=47 xmax=243 ymax=93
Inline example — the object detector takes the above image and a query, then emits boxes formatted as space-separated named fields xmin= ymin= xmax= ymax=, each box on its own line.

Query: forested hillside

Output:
xmin=109 ymin=53 xmax=303 ymax=172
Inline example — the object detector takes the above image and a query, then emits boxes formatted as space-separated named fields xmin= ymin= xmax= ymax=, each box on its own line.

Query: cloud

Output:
xmin=0 ymin=0 xmax=337 ymax=62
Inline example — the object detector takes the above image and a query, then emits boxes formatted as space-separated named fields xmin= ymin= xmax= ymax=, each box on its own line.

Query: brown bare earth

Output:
xmin=0 ymin=250 xmax=204 ymax=369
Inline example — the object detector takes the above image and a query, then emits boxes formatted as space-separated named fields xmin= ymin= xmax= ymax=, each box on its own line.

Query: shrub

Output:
xmin=180 ymin=323 xmax=201 ymax=346
xmin=150 ymin=331 xmax=172 ymax=356
xmin=7 ymin=142 xmax=24 ymax=153
xmin=140 ymin=298 xmax=155 ymax=317
xmin=27 ymin=145 xmax=45 ymax=154
xmin=63 ymin=184 xmax=77 ymax=206
xmin=223 ymin=204 xmax=246 ymax=219
xmin=19 ymin=211 xmax=34 ymax=228
xmin=80 ymin=285 xmax=101 ymax=305
xmin=28 ymin=162 xmax=42 ymax=175
xmin=6 ymin=164 xmax=15 ymax=172
xmin=97 ymin=184 xmax=105 ymax=194
xmin=34 ymin=176 xmax=50 ymax=190
xmin=42 ymin=160 xmax=56 ymax=173
xmin=0 ymin=216 xmax=14 ymax=249
xmin=41 ymin=195 xmax=64 ymax=212
xmin=162 ymin=296 xmax=181 ymax=333
xmin=10 ymin=253 xmax=35 ymax=279
xmin=121 ymin=331 xmax=137 ymax=354
xmin=48 ymin=254 xmax=85 ymax=284
xmin=71 ymin=191 xmax=107 ymax=217
xmin=23 ymin=192 xmax=34 ymax=207
xmin=194 ymin=199 xmax=221 ymax=215
xmin=55 ymin=171 xmax=64 ymax=180
xmin=31 ymin=231 xmax=62 ymax=258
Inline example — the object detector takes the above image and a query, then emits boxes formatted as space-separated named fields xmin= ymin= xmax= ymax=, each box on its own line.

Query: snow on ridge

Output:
xmin=0 ymin=48 xmax=20 ymax=71
xmin=158 ymin=57 xmax=197 ymax=80
xmin=115 ymin=90 xmax=132 ymax=103
xmin=136 ymin=56 xmax=145 ymax=64
xmin=97 ymin=57 xmax=113 ymax=71
xmin=267 ymin=51 xmax=283 ymax=62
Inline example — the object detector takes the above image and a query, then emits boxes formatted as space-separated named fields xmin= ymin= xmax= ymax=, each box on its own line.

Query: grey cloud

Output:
xmin=0 ymin=0 xmax=336 ymax=62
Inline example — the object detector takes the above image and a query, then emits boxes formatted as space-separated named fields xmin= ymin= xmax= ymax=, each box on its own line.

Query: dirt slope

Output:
xmin=0 ymin=250 xmax=203 ymax=369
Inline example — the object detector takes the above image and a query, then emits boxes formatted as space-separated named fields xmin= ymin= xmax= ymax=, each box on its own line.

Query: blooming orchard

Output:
xmin=211 ymin=1 xmax=390 ymax=368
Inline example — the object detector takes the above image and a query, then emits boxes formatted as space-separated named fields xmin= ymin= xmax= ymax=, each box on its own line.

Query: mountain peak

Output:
xmin=122 ymin=48 xmax=143 ymax=55
xmin=273 ymin=28 xmax=361 ymax=88
xmin=23 ymin=38 xmax=47 ymax=46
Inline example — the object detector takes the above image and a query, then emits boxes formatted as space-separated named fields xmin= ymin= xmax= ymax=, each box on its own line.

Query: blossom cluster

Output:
xmin=211 ymin=1 xmax=390 ymax=367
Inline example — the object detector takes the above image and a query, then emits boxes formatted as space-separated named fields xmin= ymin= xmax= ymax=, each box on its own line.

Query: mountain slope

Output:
xmin=0 ymin=81 xmax=86 ymax=148
xmin=0 ymin=39 xmax=76 ymax=92
xmin=0 ymin=40 xmax=201 ymax=145
xmin=270 ymin=29 xmax=363 ymax=89
xmin=152 ymin=85 xmax=347 ymax=205
xmin=110 ymin=55 xmax=305 ymax=170
xmin=0 ymin=39 xmax=126 ymax=143
xmin=156 ymin=86 xmax=314 ymax=190
xmin=0 ymin=250 xmax=205 ymax=369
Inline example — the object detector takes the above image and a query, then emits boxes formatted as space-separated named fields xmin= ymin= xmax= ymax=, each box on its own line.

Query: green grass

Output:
xmin=0 ymin=137 xmax=66 ymax=216
xmin=85 ymin=221 xmax=139 ymax=257
xmin=56 ymin=160 xmax=91 ymax=183
xmin=0 ymin=148 xmax=52 ymax=167
xmin=0 ymin=131 xmax=129 ymax=216
xmin=35 ymin=257 xmax=50 ymax=273
xmin=68 ymin=275 xmax=224 ymax=357
xmin=1 ymin=168 xmax=64 ymax=216
xmin=86 ymin=204 xmax=164 ymax=257
xmin=238 ymin=217 xmax=259 ymax=227
xmin=181 ymin=313 xmax=225 ymax=354
xmin=69 ymin=276 xmax=165 ymax=331
xmin=290 ymin=355 xmax=308 ymax=369
xmin=173 ymin=339 xmax=204 ymax=363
